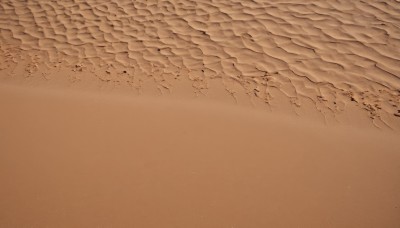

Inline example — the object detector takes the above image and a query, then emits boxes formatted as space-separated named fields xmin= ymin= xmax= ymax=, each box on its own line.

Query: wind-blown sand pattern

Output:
xmin=1 ymin=1 xmax=400 ymax=227
xmin=0 ymin=0 xmax=400 ymax=128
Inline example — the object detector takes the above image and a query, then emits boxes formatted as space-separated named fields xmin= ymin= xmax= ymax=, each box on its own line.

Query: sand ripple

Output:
xmin=0 ymin=0 xmax=399 ymax=127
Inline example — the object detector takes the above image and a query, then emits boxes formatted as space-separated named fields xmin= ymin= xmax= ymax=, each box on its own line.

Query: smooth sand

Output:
xmin=1 ymin=83 xmax=399 ymax=227
xmin=1 ymin=0 xmax=400 ymax=227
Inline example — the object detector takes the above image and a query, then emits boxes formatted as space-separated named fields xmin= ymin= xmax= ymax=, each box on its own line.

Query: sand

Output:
xmin=0 ymin=0 xmax=400 ymax=227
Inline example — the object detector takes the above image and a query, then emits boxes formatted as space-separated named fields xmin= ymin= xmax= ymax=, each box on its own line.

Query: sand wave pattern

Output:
xmin=1 ymin=0 xmax=400 ymax=126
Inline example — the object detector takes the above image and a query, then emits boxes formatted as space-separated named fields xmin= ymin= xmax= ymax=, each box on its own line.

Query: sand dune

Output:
xmin=0 ymin=0 xmax=399 ymax=128
xmin=1 ymin=83 xmax=400 ymax=227
xmin=1 ymin=0 xmax=400 ymax=227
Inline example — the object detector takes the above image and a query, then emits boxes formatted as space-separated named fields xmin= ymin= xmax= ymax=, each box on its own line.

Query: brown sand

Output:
xmin=1 ymin=83 xmax=400 ymax=227
xmin=1 ymin=0 xmax=400 ymax=128
xmin=1 ymin=0 xmax=400 ymax=227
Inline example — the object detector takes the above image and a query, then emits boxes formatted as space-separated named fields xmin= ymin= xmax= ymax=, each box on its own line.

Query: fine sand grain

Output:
xmin=0 ymin=0 xmax=400 ymax=227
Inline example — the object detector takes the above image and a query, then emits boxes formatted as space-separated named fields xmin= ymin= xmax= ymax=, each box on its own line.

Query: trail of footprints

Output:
xmin=0 ymin=0 xmax=399 ymax=125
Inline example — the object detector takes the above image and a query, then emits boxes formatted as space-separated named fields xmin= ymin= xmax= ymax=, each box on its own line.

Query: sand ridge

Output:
xmin=0 ymin=0 xmax=400 ymax=129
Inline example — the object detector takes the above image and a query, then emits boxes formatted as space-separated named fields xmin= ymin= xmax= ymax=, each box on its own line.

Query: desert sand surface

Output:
xmin=1 ymin=0 xmax=400 ymax=227
xmin=1 ymin=83 xmax=400 ymax=228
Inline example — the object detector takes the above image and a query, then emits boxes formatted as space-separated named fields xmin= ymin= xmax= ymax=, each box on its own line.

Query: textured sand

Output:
xmin=1 ymin=0 xmax=400 ymax=227
xmin=1 ymin=0 xmax=400 ymax=128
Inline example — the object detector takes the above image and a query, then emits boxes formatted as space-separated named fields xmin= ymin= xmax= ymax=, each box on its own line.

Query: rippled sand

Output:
xmin=1 ymin=0 xmax=400 ymax=128
xmin=1 ymin=0 xmax=400 ymax=227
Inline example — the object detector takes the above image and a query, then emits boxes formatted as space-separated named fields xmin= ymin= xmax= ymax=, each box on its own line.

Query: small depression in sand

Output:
xmin=0 ymin=0 xmax=400 ymax=227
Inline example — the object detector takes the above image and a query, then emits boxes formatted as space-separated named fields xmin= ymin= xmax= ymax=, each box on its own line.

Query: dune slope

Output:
xmin=0 ymin=84 xmax=400 ymax=228
xmin=1 ymin=1 xmax=400 ymax=227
